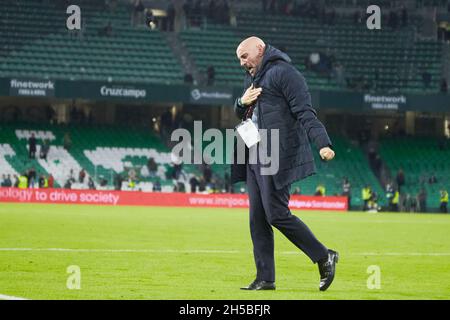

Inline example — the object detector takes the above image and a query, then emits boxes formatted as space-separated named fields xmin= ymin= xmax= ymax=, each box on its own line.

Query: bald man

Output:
xmin=231 ymin=37 xmax=338 ymax=291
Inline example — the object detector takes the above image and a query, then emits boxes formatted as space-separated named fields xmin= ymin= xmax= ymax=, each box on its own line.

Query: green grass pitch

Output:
xmin=0 ymin=203 xmax=449 ymax=300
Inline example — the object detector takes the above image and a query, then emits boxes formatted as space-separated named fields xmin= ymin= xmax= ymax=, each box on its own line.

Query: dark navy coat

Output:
xmin=231 ymin=45 xmax=332 ymax=190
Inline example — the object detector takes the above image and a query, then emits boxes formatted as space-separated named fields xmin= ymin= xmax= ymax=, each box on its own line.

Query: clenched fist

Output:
xmin=240 ymin=84 xmax=262 ymax=106
xmin=319 ymin=147 xmax=335 ymax=161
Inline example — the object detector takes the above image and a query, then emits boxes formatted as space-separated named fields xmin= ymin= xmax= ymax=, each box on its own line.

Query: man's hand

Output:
xmin=241 ymin=84 xmax=262 ymax=106
xmin=319 ymin=147 xmax=335 ymax=161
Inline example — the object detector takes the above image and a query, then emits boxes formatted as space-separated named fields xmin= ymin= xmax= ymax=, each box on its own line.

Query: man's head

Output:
xmin=236 ymin=36 xmax=266 ymax=76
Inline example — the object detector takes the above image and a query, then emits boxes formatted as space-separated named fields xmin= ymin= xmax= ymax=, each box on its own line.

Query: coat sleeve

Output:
xmin=275 ymin=63 xmax=332 ymax=150
xmin=234 ymin=97 xmax=247 ymax=120
xmin=234 ymin=76 xmax=252 ymax=120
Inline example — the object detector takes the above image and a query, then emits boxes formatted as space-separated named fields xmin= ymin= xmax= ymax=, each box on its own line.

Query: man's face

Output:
xmin=236 ymin=44 xmax=263 ymax=76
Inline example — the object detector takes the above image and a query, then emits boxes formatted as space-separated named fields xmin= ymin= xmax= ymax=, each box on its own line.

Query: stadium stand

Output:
xmin=0 ymin=123 xmax=203 ymax=192
xmin=379 ymin=136 xmax=450 ymax=208
xmin=180 ymin=6 xmax=443 ymax=92
xmin=0 ymin=120 xmax=384 ymax=207
xmin=0 ymin=0 xmax=444 ymax=91
xmin=290 ymin=135 xmax=385 ymax=207
xmin=0 ymin=0 xmax=448 ymax=212
xmin=0 ymin=0 xmax=184 ymax=84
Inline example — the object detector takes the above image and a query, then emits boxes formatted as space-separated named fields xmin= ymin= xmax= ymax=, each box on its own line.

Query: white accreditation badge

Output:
xmin=236 ymin=119 xmax=261 ymax=148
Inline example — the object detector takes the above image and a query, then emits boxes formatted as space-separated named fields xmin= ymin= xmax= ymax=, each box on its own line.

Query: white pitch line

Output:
xmin=0 ymin=293 xmax=29 ymax=300
xmin=356 ymin=252 xmax=450 ymax=256
xmin=0 ymin=248 xmax=449 ymax=256
xmin=0 ymin=248 xmax=241 ymax=254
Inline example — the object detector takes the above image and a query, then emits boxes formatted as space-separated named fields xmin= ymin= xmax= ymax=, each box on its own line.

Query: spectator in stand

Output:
xmin=229 ymin=1 xmax=237 ymax=27
xmin=333 ymin=62 xmax=346 ymax=87
xmin=132 ymin=0 xmax=145 ymax=26
xmin=18 ymin=173 xmax=28 ymax=189
xmin=315 ymin=184 xmax=325 ymax=196
xmin=440 ymin=188 xmax=448 ymax=213
xmin=207 ymin=178 xmax=217 ymax=193
xmin=27 ymin=167 xmax=36 ymax=188
xmin=147 ymin=157 xmax=158 ymax=178
xmin=69 ymin=169 xmax=75 ymax=181
xmin=152 ymin=179 xmax=162 ymax=192
xmin=206 ymin=65 xmax=215 ymax=86
xmin=440 ymin=78 xmax=448 ymax=93
xmin=292 ymin=187 xmax=301 ymax=195
xmin=342 ymin=177 xmax=351 ymax=206
xmin=401 ymin=5 xmax=408 ymax=27
xmin=418 ymin=188 xmax=427 ymax=213
xmin=385 ymin=181 xmax=394 ymax=204
xmin=353 ymin=10 xmax=363 ymax=24
xmin=114 ymin=173 xmax=123 ymax=191
xmin=183 ymin=0 xmax=193 ymax=27
xmin=48 ymin=174 xmax=54 ymax=188
xmin=166 ymin=1 xmax=175 ymax=31
xmin=438 ymin=21 xmax=448 ymax=42
xmin=224 ymin=172 xmax=231 ymax=193
xmin=189 ymin=175 xmax=199 ymax=193
xmin=408 ymin=194 xmax=417 ymax=213
xmin=198 ymin=177 xmax=206 ymax=192
xmin=64 ymin=178 xmax=73 ymax=189
xmin=4 ymin=174 xmax=12 ymax=187
xmin=361 ymin=185 xmax=372 ymax=211
xmin=145 ymin=8 xmax=156 ymax=30
xmin=429 ymin=173 xmax=437 ymax=184
xmin=160 ymin=109 xmax=173 ymax=143
xmin=38 ymin=175 xmax=46 ymax=188
xmin=389 ymin=189 xmax=400 ymax=212
xmin=40 ymin=139 xmax=50 ymax=160
xmin=28 ymin=133 xmax=37 ymax=159
xmin=203 ymin=163 xmax=212 ymax=183
xmin=79 ymin=169 xmax=86 ymax=184
xmin=177 ymin=181 xmax=186 ymax=192
xmin=367 ymin=191 xmax=379 ymax=212
xmin=396 ymin=167 xmax=405 ymax=191
xmin=184 ymin=73 xmax=194 ymax=84
xmin=13 ymin=174 xmax=19 ymax=188
xmin=172 ymin=162 xmax=183 ymax=180
xmin=128 ymin=168 xmax=137 ymax=182
xmin=446 ymin=21 xmax=450 ymax=42
xmin=88 ymin=177 xmax=96 ymax=190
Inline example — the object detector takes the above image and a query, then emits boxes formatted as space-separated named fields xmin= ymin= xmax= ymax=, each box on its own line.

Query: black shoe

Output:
xmin=318 ymin=249 xmax=339 ymax=291
xmin=240 ymin=279 xmax=276 ymax=290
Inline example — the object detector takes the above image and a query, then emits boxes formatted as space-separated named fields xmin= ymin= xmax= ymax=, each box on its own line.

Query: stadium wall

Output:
xmin=1 ymin=77 xmax=449 ymax=111
xmin=0 ymin=187 xmax=348 ymax=211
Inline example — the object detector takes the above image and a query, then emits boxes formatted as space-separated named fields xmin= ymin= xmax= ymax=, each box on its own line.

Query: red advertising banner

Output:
xmin=0 ymin=187 xmax=348 ymax=211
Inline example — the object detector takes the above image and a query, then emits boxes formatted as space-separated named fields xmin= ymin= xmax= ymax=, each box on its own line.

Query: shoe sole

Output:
xmin=319 ymin=251 xmax=339 ymax=292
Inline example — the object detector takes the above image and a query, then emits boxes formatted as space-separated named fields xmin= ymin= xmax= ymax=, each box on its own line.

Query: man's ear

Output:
xmin=257 ymin=44 xmax=265 ymax=57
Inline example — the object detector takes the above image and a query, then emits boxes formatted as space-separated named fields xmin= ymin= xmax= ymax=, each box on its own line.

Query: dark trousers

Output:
xmin=246 ymin=163 xmax=328 ymax=282
xmin=440 ymin=202 xmax=448 ymax=213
